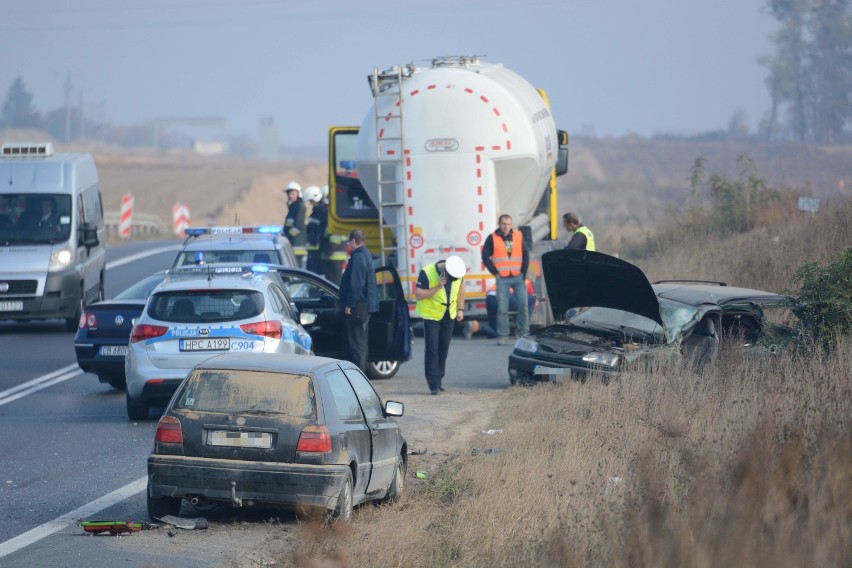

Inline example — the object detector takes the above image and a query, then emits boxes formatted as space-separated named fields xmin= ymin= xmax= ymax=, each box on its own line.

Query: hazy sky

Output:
xmin=2 ymin=0 xmax=776 ymax=147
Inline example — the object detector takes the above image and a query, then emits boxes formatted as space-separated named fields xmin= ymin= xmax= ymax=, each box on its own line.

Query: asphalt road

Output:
xmin=0 ymin=240 xmax=514 ymax=566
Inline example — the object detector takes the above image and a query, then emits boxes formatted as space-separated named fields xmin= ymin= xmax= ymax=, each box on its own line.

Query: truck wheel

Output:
xmin=126 ymin=393 xmax=149 ymax=420
xmin=366 ymin=360 xmax=399 ymax=380
xmin=147 ymin=492 xmax=181 ymax=521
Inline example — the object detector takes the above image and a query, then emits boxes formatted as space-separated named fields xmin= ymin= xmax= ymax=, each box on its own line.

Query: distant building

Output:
xmin=258 ymin=116 xmax=279 ymax=161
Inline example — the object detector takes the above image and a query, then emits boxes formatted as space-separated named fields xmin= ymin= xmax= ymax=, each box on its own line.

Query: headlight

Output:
xmin=513 ymin=336 xmax=539 ymax=353
xmin=581 ymin=352 xmax=621 ymax=367
xmin=49 ymin=246 xmax=73 ymax=271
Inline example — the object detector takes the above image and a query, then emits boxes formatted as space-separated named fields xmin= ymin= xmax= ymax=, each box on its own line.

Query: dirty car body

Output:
xmin=146 ymin=353 xmax=406 ymax=521
xmin=508 ymin=250 xmax=789 ymax=384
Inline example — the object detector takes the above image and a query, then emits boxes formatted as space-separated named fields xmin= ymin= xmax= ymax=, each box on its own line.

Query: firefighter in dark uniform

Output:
xmin=283 ymin=181 xmax=307 ymax=267
xmin=304 ymin=185 xmax=327 ymax=275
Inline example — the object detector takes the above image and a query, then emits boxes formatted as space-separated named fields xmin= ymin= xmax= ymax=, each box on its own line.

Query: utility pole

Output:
xmin=78 ymin=90 xmax=85 ymax=140
xmin=64 ymin=73 xmax=72 ymax=143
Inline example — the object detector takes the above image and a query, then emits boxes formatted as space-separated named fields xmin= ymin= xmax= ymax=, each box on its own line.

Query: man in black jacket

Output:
xmin=337 ymin=229 xmax=378 ymax=373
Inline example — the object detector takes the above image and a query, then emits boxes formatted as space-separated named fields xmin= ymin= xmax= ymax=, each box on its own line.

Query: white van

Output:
xmin=0 ymin=142 xmax=106 ymax=331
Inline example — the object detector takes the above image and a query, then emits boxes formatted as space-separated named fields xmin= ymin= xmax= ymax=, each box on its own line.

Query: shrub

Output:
xmin=789 ymin=247 xmax=852 ymax=348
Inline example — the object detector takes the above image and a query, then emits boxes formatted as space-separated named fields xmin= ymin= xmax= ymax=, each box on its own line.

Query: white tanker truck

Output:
xmin=326 ymin=55 xmax=568 ymax=320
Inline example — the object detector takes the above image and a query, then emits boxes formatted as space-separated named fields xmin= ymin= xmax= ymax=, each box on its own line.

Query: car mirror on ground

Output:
xmin=384 ymin=400 xmax=404 ymax=417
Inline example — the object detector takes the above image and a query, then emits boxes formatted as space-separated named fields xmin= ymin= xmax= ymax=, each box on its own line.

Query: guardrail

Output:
xmin=104 ymin=212 xmax=167 ymax=240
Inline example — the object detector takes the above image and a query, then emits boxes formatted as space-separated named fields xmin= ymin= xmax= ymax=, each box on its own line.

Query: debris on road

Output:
xmin=80 ymin=521 xmax=158 ymax=536
xmin=408 ymin=447 xmax=427 ymax=456
xmin=481 ymin=429 xmax=503 ymax=435
xmin=157 ymin=515 xmax=209 ymax=530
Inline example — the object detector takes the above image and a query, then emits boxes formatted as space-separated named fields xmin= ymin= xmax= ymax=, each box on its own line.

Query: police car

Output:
xmin=124 ymin=264 xmax=313 ymax=420
xmin=172 ymin=226 xmax=298 ymax=268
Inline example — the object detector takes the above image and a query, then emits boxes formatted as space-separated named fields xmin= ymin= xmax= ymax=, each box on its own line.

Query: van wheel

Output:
xmin=366 ymin=360 xmax=399 ymax=380
xmin=97 ymin=274 xmax=105 ymax=302
xmin=65 ymin=289 xmax=83 ymax=332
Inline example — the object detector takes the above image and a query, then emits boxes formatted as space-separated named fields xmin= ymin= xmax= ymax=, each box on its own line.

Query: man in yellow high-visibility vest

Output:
xmin=414 ymin=255 xmax=467 ymax=395
xmin=563 ymin=211 xmax=596 ymax=251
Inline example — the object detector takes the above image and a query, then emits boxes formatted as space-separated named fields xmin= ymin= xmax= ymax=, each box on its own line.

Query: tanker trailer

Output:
xmin=326 ymin=55 xmax=568 ymax=318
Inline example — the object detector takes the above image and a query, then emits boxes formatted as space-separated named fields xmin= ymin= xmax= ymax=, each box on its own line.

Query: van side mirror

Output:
xmin=80 ymin=222 xmax=99 ymax=249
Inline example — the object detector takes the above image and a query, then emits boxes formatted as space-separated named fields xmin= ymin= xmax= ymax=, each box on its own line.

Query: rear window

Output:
xmin=175 ymin=369 xmax=316 ymax=418
xmin=113 ymin=273 xmax=167 ymax=301
xmin=148 ymin=290 xmax=264 ymax=323
xmin=173 ymin=249 xmax=279 ymax=267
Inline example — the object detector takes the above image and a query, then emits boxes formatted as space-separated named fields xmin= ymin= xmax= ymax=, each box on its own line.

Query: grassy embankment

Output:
xmin=293 ymin=194 xmax=852 ymax=567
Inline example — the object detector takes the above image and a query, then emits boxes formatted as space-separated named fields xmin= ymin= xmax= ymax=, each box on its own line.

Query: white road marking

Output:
xmin=0 ymin=244 xmax=178 ymax=557
xmin=106 ymin=243 xmax=180 ymax=270
xmin=0 ymin=243 xmax=180 ymax=409
xmin=0 ymin=476 xmax=147 ymax=559
xmin=0 ymin=364 xmax=82 ymax=407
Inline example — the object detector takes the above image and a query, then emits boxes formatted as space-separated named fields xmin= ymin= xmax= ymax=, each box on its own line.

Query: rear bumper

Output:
xmin=74 ymin=341 xmax=126 ymax=380
xmin=147 ymin=454 xmax=348 ymax=510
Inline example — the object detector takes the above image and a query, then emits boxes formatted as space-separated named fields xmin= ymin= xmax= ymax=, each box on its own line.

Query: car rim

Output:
xmin=373 ymin=361 xmax=397 ymax=374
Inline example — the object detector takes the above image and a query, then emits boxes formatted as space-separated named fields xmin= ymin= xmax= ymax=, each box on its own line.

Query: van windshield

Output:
xmin=0 ymin=193 xmax=73 ymax=244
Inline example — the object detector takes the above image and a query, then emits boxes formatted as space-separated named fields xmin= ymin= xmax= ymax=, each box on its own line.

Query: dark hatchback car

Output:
xmin=147 ymin=353 xmax=407 ymax=521
xmin=508 ymin=249 xmax=793 ymax=384
xmin=74 ymin=271 xmax=169 ymax=389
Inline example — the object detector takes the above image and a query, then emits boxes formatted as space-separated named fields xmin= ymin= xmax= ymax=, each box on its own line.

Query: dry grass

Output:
xmin=286 ymin=197 xmax=852 ymax=567
xmin=289 ymin=345 xmax=851 ymax=568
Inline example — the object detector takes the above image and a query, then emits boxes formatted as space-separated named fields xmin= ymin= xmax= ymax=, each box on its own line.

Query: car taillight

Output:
xmin=296 ymin=425 xmax=331 ymax=453
xmin=78 ymin=312 xmax=96 ymax=329
xmin=130 ymin=324 xmax=169 ymax=343
xmin=155 ymin=415 xmax=183 ymax=444
xmin=240 ymin=320 xmax=282 ymax=339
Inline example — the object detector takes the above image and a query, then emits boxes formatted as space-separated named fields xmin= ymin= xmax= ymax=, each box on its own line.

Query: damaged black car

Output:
xmin=508 ymin=250 xmax=794 ymax=385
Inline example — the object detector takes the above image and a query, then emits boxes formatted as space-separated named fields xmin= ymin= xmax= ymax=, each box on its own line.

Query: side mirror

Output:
xmin=555 ymin=147 xmax=569 ymax=177
xmin=300 ymin=312 xmax=317 ymax=326
xmin=384 ymin=400 xmax=404 ymax=417
xmin=81 ymin=222 xmax=99 ymax=249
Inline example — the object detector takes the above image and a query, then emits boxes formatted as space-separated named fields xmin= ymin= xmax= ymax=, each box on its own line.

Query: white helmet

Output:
xmin=284 ymin=181 xmax=302 ymax=196
xmin=303 ymin=185 xmax=323 ymax=203
xmin=445 ymin=255 xmax=467 ymax=278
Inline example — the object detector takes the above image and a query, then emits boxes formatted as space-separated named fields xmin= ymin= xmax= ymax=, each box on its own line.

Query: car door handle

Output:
xmin=371 ymin=427 xmax=379 ymax=437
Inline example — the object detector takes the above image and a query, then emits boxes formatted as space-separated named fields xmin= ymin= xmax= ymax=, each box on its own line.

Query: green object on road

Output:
xmin=415 ymin=471 xmax=427 ymax=479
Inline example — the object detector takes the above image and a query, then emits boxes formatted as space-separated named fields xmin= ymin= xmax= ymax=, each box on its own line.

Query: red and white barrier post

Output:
xmin=172 ymin=203 xmax=191 ymax=237
xmin=119 ymin=193 xmax=134 ymax=239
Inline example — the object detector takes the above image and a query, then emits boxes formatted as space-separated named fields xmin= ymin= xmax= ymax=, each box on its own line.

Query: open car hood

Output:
xmin=541 ymin=249 xmax=663 ymax=326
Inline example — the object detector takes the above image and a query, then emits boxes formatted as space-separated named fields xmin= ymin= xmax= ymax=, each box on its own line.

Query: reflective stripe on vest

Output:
xmin=574 ymin=226 xmax=596 ymax=251
xmin=415 ymin=262 xmax=462 ymax=321
xmin=492 ymin=231 xmax=523 ymax=277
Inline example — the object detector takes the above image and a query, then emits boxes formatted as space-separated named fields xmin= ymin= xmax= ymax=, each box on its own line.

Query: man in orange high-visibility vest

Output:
xmin=481 ymin=214 xmax=529 ymax=345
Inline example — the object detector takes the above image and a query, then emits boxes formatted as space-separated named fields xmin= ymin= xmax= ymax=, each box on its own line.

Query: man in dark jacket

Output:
xmin=337 ymin=229 xmax=378 ymax=373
